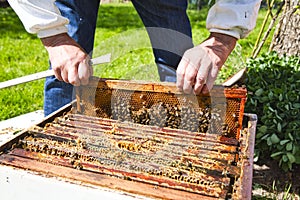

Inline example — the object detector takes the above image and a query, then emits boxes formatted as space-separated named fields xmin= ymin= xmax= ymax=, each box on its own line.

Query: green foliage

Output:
xmin=245 ymin=52 xmax=300 ymax=171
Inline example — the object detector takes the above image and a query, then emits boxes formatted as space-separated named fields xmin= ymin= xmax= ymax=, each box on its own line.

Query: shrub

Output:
xmin=245 ymin=52 xmax=300 ymax=171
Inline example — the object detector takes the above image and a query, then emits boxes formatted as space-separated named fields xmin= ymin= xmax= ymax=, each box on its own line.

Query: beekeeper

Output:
xmin=7 ymin=0 xmax=261 ymax=116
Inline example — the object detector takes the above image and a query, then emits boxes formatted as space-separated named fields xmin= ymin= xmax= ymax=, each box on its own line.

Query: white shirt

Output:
xmin=7 ymin=0 xmax=261 ymax=39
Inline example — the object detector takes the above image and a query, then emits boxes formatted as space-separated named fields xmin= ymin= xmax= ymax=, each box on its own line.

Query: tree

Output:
xmin=270 ymin=0 xmax=300 ymax=56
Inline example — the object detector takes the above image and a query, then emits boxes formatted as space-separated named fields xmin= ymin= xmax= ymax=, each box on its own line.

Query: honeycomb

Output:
xmin=75 ymin=78 xmax=247 ymax=138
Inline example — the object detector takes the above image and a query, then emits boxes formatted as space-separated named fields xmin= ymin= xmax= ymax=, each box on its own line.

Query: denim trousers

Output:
xmin=44 ymin=0 xmax=193 ymax=116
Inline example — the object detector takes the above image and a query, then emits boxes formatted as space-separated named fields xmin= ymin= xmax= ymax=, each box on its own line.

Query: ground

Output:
xmin=252 ymin=157 xmax=300 ymax=199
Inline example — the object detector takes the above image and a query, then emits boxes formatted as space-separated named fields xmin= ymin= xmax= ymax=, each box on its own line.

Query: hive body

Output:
xmin=0 ymin=78 xmax=254 ymax=200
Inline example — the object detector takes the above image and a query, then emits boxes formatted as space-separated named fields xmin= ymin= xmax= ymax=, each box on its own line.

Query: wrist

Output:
xmin=41 ymin=33 xmax=73 ymax=47
xmin=209 ymin=32 xmax=237 ymax=52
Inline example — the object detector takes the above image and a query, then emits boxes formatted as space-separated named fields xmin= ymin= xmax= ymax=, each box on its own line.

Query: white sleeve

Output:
xmin=7 ymin=0 xmax=69 ymax=38
xmin=206 ymin=0 xmax=262 ymax=39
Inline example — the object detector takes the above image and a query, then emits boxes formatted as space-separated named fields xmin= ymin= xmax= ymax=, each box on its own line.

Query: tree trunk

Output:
xmin=270 ymin=0 xmax=300 ymax=56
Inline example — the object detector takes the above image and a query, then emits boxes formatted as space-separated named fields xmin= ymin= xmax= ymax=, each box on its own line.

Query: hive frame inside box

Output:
xmin=0 ymin=79 xmax=256 ymax=200
xmin=0 ymin=104 xmax=257 ymax=200
xmin=75 ymin=78 xmax=247 ymax=139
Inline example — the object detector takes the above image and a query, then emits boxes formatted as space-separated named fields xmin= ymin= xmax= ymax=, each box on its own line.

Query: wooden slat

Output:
xmin=0 ymin=154 xmax=223 ymax=200
xmin=233 ymin=114 xmax=257 ymax=200
xmin=77 ymin=77 xmax=247 ymax=98
xmin=8 ymin=148 xmax=230 ymax=197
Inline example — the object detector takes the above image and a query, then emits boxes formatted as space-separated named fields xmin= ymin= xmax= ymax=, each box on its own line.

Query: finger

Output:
xmin=193 ymin=56 xmax=211 ymax=94
xmin=78 ymin=59 xmax=91 ymax=85
xmin=201 ymin=64 xmax=219 ymax=94
xmin=89 ymin=63 xmax=93 ymax=77
xmin=52 ymin=67 xmax=63 ymax=82
xmin=61 ymin=67 xmax=71 ymax=84
xmin=176 ymin=57 xmax=189 ymax=92
xmin=193 ymin=73 xmax=206 ymax=94
xmin=183 ymin=61 xmax=198 ymax=94
xmin=193 ymin=64 xmax=209 ymax=94
xmin=68 ymin=65 xmax=80 ymax=86
xmin=201 ymin=84 xmax=210 ymax=94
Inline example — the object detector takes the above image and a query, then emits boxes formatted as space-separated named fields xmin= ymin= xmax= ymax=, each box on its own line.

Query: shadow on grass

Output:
xmin=97 ymin=4 xmax=144 ymax=31
xmin=97 ymin=3 xmax=208 ymax=32
xmin=0 ymin=7 xmax=36 ymax=39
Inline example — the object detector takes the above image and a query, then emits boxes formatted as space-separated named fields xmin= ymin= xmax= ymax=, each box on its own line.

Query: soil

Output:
xmin=252 ymin=157 xmax=300 ymax=198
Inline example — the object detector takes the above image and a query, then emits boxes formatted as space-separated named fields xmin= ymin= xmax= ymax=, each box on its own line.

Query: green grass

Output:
xmin=0 ymin=3 xmax=271 ymax=120
xmin=0 ymin=8 xmax=48 ymax=120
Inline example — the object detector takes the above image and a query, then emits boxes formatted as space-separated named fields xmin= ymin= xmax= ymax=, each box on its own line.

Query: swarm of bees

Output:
xmin=110 ymin=94 xmax=223 ymax=134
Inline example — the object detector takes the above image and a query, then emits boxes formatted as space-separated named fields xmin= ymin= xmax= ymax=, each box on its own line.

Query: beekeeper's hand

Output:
xmin=41 ymin=33 xmax=93 ymax=86
xmin=176 ymin=32 xmax=237 ymax=94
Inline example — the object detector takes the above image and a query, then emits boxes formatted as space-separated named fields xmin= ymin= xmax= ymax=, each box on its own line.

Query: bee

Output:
xmin=73 ymin=161 xmax=83 ymax=170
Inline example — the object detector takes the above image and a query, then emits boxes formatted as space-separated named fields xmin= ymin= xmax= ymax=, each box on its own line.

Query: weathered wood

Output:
xmin=0 ymin=103 xmax=257 ymax=200
xmin=78 ymin=77 xmax=247 ymax=98
xmin=0 ymin=154 xmax=226 ymax=199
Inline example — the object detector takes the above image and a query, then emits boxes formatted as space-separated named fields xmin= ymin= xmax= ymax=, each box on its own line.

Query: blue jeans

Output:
xmin=44 ymin=0 xmax=193 ymax=116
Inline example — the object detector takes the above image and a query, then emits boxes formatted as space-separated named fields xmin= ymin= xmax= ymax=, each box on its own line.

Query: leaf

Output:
xmin=287 ymin=152 xmax=296 ymax=164
xmin=292 ymin=145 xmax=298 ymax=155
xmin=282 ymin=155 xmax=288 ymax=162
xmin=267 ymin=137 xmax=272 ymax=146
xmin=279 ymin=94 xmax=283 ymax=101
xmin=277 ymin=145 xmax=284 ymax=151
xmin=255 ymin=88 xmax=264 ymax=96
xmin=277 ymin=123 xmax=282 ymax=132
xmin=258 ymin=125 xmax=268 ymax=134
xmin=256 ymin=130 xmax=267 ymax=139
xmin=288 ymin=133 xmax=294 ymax=141
xmin=295 ymin=156 xmax=300 ymax=164
xmin=261 ymin=96 xmax=269 ymax=102
xmin=293 ymin=103 xmax=300 ymax=109
xmin=270 ymin=134 xmax=280 ymax=144
xmin=280 ymin=140 xmax=290 ymax=145
xmin=268 ymin=106 xmax=275 ymax=112
xmin=268 ymin=91 xmax=273 ymax=100
xmin=271 ymin=151 xmax=283 ymax=158
xmin=275 ymin=113 xmax=283 ymax=121
xmin=261 ymin=133 xmax=270 ymax=140
xmin=285 ymin=104 xmax=289 ymax=110
xmin=286 ymin=142 xmax=293 ymax=151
